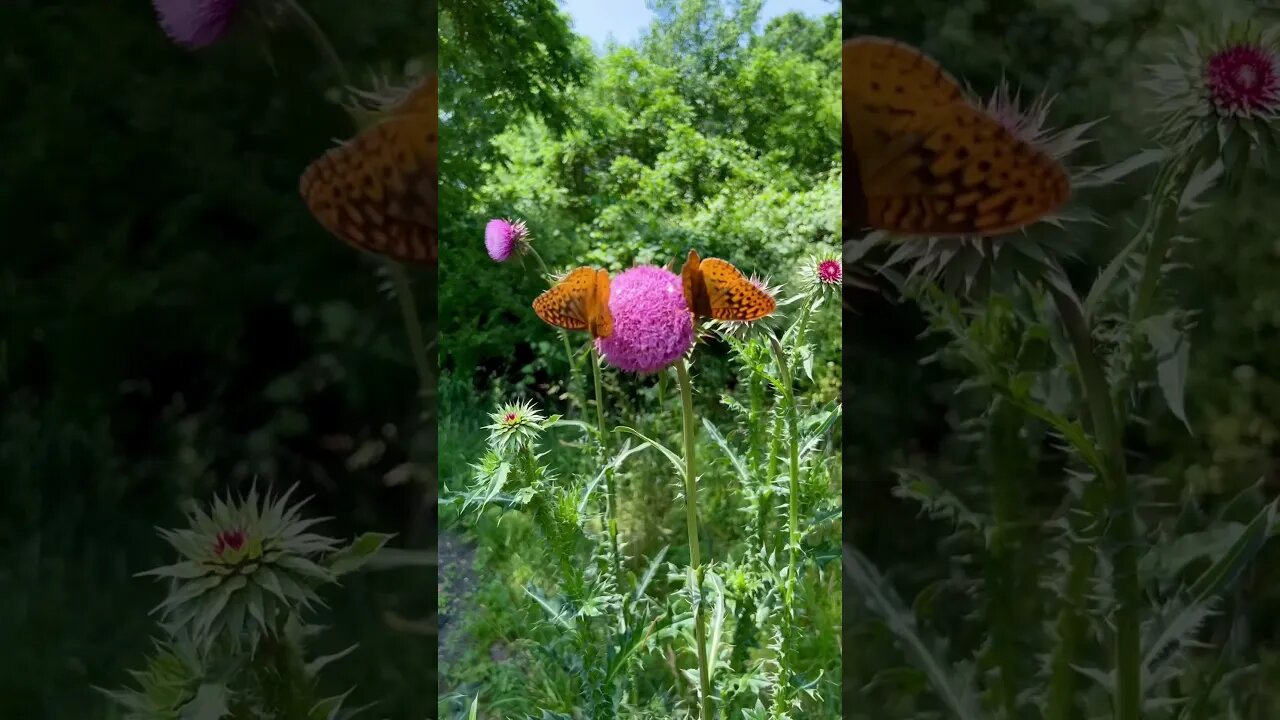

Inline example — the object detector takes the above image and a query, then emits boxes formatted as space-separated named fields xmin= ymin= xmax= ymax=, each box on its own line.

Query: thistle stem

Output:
xmin=986 ymin=397 xmax=1029 ymax=720
xmin=767 ymin=334 xmax=802 ymax=712
xmin=676 ymin=358 xmax=712 ymax=720
xmin=591 ymin=350 xmax=627 ymax=626
xmin=1045 ymin=483 xmax=1103 ymax=720
xmin=1049 ymin=284 xmax=1141 ymax=720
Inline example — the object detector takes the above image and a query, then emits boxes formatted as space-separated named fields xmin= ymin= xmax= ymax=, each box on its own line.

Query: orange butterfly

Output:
xmin=300 ymin=74 xmax=437 ymax=264
xmin=681 ymin=250 xmax=776 ymax=322
xmin=844 ymin=36 xmax=1069 ymax=237
xmin=532 ymin=267 xmax=614 ymax=339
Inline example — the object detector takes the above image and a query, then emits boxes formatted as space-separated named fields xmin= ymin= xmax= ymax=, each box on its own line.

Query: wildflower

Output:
xmin=137 ymin=485 xmax=389 ymax=650
xmin=817 ymin=258 xmax=842 ymax=286
xmin=483 ymin=400 xmax=550 ymax=454
xmin=152 ymin=0 xmax=240 ymax=49
xmin=485 ymin=218 xmax=529 ymax=262
xmin=596 ymin=266 xmax=694 ymax=373
xmin=1147 ymin=24 xmax=1280 ymax=177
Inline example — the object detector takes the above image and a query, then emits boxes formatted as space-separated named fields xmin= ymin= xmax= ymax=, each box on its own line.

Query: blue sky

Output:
xmin=560 ymin=0 xmax=836 ymax=52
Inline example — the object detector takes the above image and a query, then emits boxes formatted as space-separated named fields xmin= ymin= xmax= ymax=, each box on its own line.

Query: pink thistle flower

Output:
xmin=213 ymin=528 xmax=246 ymax=556
xmin=596 ymin=266 xmax=694 ymax=374
xmin=152 ymin=0 xmax=240 ymax=49
xmin=817 ymin=259 xmax=841 ymax=285
xmin=1206 ymin=45 xmax=1280 ymax=114
xmin=485 ymin=218 xmax=528 ymax=262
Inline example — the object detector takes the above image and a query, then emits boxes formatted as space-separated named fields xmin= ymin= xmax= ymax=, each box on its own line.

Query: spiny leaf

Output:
xmin=1187 ymin=498 xmax=1276 ymax=604
xmin=843 ymin=547 xmax=989 ymax=720
xmin=1140 ymin=313 xmax=1192 ymax=433
xmin=326 ymin=532 xmax=396 ymax=576
xmin=615 ymin=425 xmax=684 ymax=475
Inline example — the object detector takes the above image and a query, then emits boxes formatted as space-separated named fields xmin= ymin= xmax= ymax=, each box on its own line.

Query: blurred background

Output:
xmin=0 ymin=1 xmax=437 ymax=717
xmin=843 ymin=0 xmax=1280 ymax=715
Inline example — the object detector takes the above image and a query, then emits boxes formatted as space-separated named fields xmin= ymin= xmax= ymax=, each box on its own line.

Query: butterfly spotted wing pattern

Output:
xmin=844 ymin=36 xmax=1070 ymax=237
xmin=532 ymin=267 xmax=613 ymax=339
xmin=681 ymin=250 xmax=776 ymax=322
xmin=300 ymin=74 xmax=438 ymax=264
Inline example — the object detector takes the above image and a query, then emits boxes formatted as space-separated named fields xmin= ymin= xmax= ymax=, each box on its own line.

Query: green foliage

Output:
xmin=438 ymin=1 xmax=839 ymax=383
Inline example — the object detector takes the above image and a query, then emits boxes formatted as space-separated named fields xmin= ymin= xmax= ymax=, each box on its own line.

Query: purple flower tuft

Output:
xmin=817 ymin=259 xmax=842 ymax=285
xmin=152 ymin=0 xmax=240 ymax=49
xmin=214 ymin=528 xmax=246 ymax=556
xmin=485 ymin=218 xmax=528 ymax=262
xmin=1206 ymin=45 xmax=1280 ymax=114
xmin=596 ymin=266 xmax=694 ymax=374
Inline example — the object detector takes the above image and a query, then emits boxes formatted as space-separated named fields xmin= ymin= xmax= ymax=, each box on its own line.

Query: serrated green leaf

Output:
xmin=1140 ymin=313 xmax=1192 ymax=432
xmin=615 ymin=425 xmax=683 ymax=475
xmin=702 ymin=418 xmax=750 ymax=486
xmin=843 ymin=547 xmax=989 ymax=720
xmin=1188 ymin=499 xmax=1277 ymax=604
xmin=136 ymin=561 xmax=210 ymax=580
xmin=326 ymin=532 xmax=396 ymax=576
xmin=306 ymin=644 xmax=358 ymax=678
xmin=706 ymin=571 xmax=727 ymax=683
xmin=309 ymin=687 xmax=354 ymax=720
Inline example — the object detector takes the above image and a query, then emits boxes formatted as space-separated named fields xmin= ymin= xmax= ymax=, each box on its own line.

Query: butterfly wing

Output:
xmin=680 ymin=250 xmax=712 ymax=318
xmin=300 ymin=75 xmax=438 ymax=264
xmin=844 ymin=115 xmax=869 ymax=235
xmin=698 ymin=258 xmax=776 ymax=321
xmin=533 ymin=267 xmax=599 ymax=333
xmin=588 ymin=268 xmax=613 ymax=339
xmin=844 ymin=37 xmax=1070 ymax=237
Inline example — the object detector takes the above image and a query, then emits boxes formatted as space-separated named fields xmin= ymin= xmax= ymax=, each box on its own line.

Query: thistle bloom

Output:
xmin=138 ymin=485 xmax=389 ymax=651
xmin=152 ymin=0 xmax=240 ymax=49
xmin=212 ymin=528 xmax=245 ymax=557
xmin=1206 ymin=46 xmax=1280 ymax=113
xmin=485 ymin=218 xmax=529 ymax=262
xmin=1147 ymin=25 xmax=1280 ymax=175
xmin=483 ymin=400 xmax=548 ymax=454
xmin=817 ymin=258 xmax=841 ymax=285
xmin=596 ymin=266 xmax=694 ymax=374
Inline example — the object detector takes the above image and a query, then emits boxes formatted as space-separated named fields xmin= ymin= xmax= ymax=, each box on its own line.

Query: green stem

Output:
xmin=986 ymin=397 xmax=1029 ymax=720
xmin=767 ymin=334 xmax=801 ymax=713
xmin=389 ymin=263 xmax=434 ymax=414
xmin=1049 ymin=284 xmax=1141 ymax=720
xmin=592 ymin=350 xmax=627 ymax=624
xmin=676 ymin=358 xmax=712 ymax=720
xmin=255 ymin=627 xmax=314 ymax=720
xmin=528 ymin=246 xmax=586 ymax=414
xmin=1045 ymin=482 xmax=1104 ymax=720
